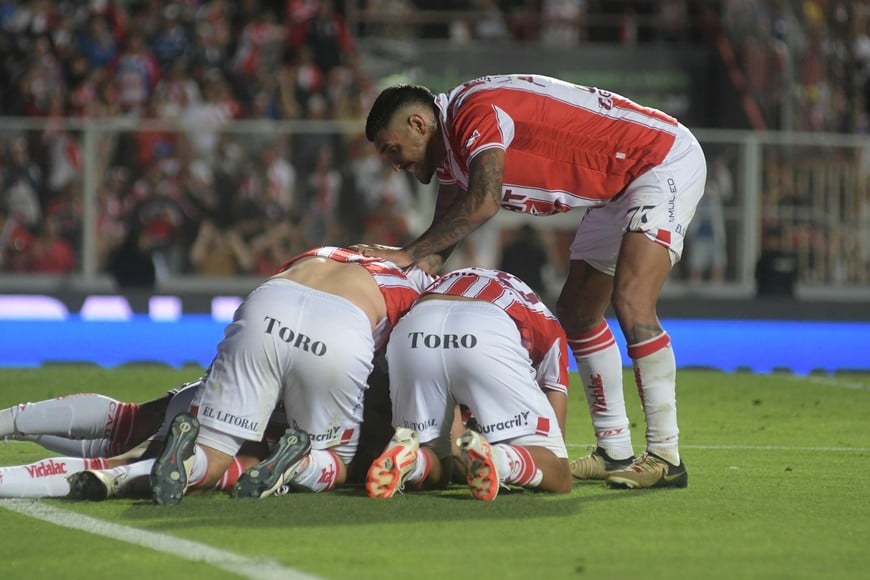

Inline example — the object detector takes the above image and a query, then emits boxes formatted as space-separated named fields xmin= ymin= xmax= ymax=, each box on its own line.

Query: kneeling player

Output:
xmin=147 ymin=246 xmax=431 ymax=505
xmin=367 ymin=268 xmax=571 ymax=501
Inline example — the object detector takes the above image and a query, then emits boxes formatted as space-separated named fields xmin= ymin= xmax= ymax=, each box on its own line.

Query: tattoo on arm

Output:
xmin=406 ymin=149 xmax=504 ymax=262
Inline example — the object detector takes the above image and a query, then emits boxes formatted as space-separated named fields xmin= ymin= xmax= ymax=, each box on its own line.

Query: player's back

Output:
xmin=439 ymin=74 xmax=679 ymax=204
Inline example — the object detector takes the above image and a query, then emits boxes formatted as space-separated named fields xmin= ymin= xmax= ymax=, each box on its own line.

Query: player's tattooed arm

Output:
xmin=405 ymin=148 xmax=504 ymax=263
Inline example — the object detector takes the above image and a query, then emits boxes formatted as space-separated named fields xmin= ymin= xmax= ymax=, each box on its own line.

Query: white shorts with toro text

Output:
xmin=386 ymin=300 xmax=567 ymax=459
xmin=192 ymin=278 xmax=373 ymax=463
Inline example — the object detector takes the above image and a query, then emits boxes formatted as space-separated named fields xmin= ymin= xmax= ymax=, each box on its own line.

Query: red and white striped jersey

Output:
xmin=277 ymin=246 xmax=434 ymax=346
xmin=434 ymin=74 xmax=679 ymax=214
xmin=424 ymin=267 xmax=569 ymax=393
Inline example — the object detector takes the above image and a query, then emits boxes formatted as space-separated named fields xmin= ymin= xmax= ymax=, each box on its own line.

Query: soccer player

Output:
xmin=146 ymin=246 xmax=432 ymax=504
xmin=360 ymin=74 xmax=705 ymax=489
xmin=366 ymin=268 xmax=571 ymax=501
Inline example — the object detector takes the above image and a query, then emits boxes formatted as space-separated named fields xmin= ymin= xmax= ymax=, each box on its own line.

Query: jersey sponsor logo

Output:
xmin=201 ymin=406 xmax=259 ymax=432
xmin=291 ymin=421 xmax=343 ymax=444
xmin=402 ymin=418 xmax=437 ymax=432
xmin=464 ymin=129 xmax=481 ymax=152
xmin=478 ymin=411 xmax=530 ymax=435
xmin=263 ymin=316 xmax=327 ymax=356
xmin=408 ymin=332 xmax=477 ymax=349
xmin=25 ymin=459 xmax=68 ymax=478
xmin=502 ymin=189 xmax=571 ymax=216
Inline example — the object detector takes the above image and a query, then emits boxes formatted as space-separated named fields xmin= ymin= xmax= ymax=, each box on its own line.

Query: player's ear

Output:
xmin=408 ymin=112 xmax=429 ymax=135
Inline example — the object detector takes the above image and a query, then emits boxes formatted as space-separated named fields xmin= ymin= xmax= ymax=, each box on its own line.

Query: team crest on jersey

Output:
xmin=463 ymin=130 xmax=481 ymax=153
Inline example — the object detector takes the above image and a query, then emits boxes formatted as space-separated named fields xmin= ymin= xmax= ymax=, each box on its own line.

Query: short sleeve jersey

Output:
xmin=277 ymin=246 xmax=433 ymax=347
xmin=423 ymin=267 xmax=569 ymax=393
xmin=434 ymin=74 xmax=679 ymax=214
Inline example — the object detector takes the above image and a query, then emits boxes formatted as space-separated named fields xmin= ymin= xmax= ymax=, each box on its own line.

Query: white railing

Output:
xmin=0 ymin=117 xmax=867 ymax=300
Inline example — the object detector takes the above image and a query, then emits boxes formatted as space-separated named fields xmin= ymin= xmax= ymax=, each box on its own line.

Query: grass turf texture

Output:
xmin=1 ymin=366 xmax=868 ymax=579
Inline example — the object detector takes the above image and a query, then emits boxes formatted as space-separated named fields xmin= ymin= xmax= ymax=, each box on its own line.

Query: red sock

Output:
xmin=214 ymin=457 xmax=246 ymax=490
xmin=83 ymin=457 xmax=109 ymax=470
xmin=107 ymin=402 xmax=140 ymax=448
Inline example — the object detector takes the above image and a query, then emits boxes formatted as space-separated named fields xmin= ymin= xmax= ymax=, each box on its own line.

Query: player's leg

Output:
xmin=1 ymin=376 xmax=204 ymax=457
xmin=442 ymin=300 xmax=570 ymax=500
xmin=232 ymin=283 xmax=367 ymax=498
xmin=153 ymin=282 xmax=302 ymax=505
xmin=0 ymin=456 xmax=111 ymax=498
xmin=558 ymin=219 xmax=636 ymax=479
xmin=366 ymin=300 xmax=456 ymax=498
xmin=605 ymin=126 xmax=706 ymax=489
xmin=67 ymin=438 xmax=266 ymax=501
xmin=0 ymin=393 xmax=139 ymax=443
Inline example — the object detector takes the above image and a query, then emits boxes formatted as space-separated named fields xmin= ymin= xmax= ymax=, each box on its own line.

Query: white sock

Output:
xmin=0 ymin=456 xmax=107 ymax=498
xmin=404 ymin=449 xmax=431 ymax=485
xmin=22 ymin=435 xmax=119 ymax=458
xmin=629 ymin=332 xmax=680 ymax=465
xmin=0 ymin=407 xmax=14 ymax=437
xmin=188 ymin=445 xmax=209 ymax=486
xmin=11 ymin=394 xmax=128 ymax=439
xmin=568 ymin=321 xmax=633 ymax=460
xmin=290 ymin=449 xmax=338 ymax=492
xmin=492 ymin=444 xmax=543 ymax=488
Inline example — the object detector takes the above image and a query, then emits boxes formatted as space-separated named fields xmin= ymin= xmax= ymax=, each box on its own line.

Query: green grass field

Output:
xmin=1 ymin=366 xmax=868 ymax=580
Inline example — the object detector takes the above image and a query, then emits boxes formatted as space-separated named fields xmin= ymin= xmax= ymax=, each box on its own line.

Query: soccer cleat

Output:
xmin=67 ymin=470 xmax=122 ymax=501
xmin=456 ymin=429 xmax=500 ymax=501
xmin=570 ymin=446 xmax=635 ymax=480
xmin=231 ymin=427 xmax=311 ymax=499
xmin=151 ymin=412 xmax=200 ymax=505
xmin=366 ymin=427 xmax=420 ymax=499
xmin=606 ymin=452 xmax=688 ymax=489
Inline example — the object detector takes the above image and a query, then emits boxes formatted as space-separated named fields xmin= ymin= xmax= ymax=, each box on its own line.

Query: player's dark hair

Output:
xmin=365 ymin=84 xmax=437 ymax=142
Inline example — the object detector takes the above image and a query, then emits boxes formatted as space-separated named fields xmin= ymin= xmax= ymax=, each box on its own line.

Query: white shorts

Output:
xmin=192 ymin=278 xmax=374 ymax=463
xmin=386 ymin=300 xmax=567 ymax=459
xmin=570 ymin=123 xmax=708 ymax=275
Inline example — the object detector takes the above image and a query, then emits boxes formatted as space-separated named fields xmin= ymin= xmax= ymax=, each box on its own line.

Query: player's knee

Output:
xmin=610 ymin=287 xmax=656 ymax=323
xmin=540 ymin=462 xmax=572 ymax=494
xmin=555 ymin=295 xmax=600 ymax=333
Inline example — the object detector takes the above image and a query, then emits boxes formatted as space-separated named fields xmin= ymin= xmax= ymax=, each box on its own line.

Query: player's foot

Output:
xmin=151 ymin=412 xmax=199 ymax=505
xmin=606 ymin=452 xmax=688 ymax=489
xmin=366 ymin=427 xmax=420 ymax=498
xmin=456 ymin=429 xmax=500 ymax=501
xmin=67 ymin=469 xmax=122 ymax=501
xmin=231 ymin=427 xmax=311 ymax=499
xmin=570 ymin=446 xmax=635 ymax=480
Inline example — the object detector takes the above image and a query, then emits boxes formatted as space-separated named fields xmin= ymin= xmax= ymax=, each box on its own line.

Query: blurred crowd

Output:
xmin=0 ymin=0 xmax=865 ymax=291
xmin=720 ymin=0 xmax=869 ymax=132
xmin=0 ymin=0 xmax=423 ymax=285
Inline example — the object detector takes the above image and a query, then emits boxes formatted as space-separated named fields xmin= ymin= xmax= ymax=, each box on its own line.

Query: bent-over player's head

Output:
xmin=365 ymin=84 xmax=437 ymax=143
xmin=365 ymin=84 xmax=444 ymax=185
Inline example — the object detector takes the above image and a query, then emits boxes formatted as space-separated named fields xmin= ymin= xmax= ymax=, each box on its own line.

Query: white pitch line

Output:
xmin=566 ymin=443 xmax=869 ymax=452
xmin=782 ymin=374 xmax=870 ymax=391
xmin=0 ymin=499 xmax=319 ymax=580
